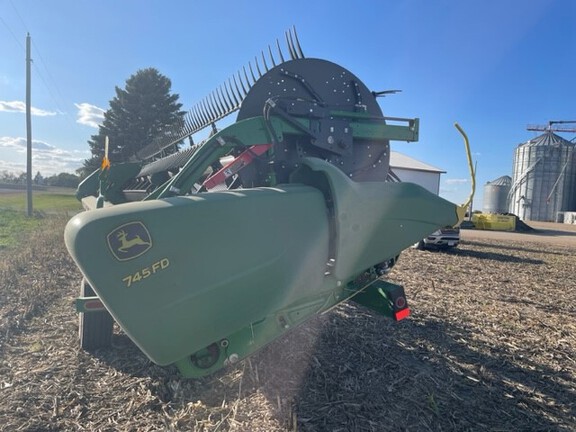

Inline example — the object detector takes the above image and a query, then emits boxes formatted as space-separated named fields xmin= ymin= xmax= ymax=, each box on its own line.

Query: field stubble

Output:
xmin=0 ymin=217 xmax=575 ymax=431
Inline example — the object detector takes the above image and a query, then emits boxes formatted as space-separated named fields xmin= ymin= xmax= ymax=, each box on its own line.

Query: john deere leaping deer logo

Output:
xmin=107 ymin=222 xmax=152 ymax=261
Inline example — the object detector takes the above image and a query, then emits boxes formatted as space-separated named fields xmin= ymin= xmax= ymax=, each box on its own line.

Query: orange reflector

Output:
xmin=394 ymin=308 xmax=410 ymax=321
xmin=101 ymin=157 xmax=110 ymax=171
xmin=101 ymin=136 xmax=111 ymax=170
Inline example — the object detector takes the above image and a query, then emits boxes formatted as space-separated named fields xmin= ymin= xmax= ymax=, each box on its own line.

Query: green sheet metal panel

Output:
xmin=292 ymin=158 xmax=460 ymax=280
xmin=65 ymin=185 xmax=330 ymax=365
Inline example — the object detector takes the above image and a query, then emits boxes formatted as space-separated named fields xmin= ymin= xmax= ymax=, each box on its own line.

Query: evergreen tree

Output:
xmin=82 ymin=68 xmax=184 ymax=174
xmin=34 ymin=171 xmax=44 ymax=184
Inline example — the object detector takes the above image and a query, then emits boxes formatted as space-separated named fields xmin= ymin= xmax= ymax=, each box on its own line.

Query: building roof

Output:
xmin=520 ymin=131 xmax=575 ymax=148
xmin=486 ymin=175 xmax=511 ymax=186
xmin=389 ymin=151 xmax=445 ymax=173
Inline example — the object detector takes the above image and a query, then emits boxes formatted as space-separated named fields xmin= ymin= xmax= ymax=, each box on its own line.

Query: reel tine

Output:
xmin=196 ymin=102 xmax=209 ymax=125
xmin=209 ymin=91 xmax=223 ymax=117
xmin=191 ymin=104 xmax=202 ymax=127
xmin=261 ymin=50 xmax=269 ymax=72
xmin=248 ymin=61 xmax=258 ymax=83
xmin=210 ymin=95 xmax=221 ymax=118
xmin=234 ymin=72 xmax=248 ymax=97
xmin=186 ymin=108 xmax=198 ymax=129
xmin=185 ymin=120 xmax=194 ymax=136
xmin=178 ymin=122 xmax=187 ymax=140
xmin=188 ymin=113 xmax=197 ymax=132
xmin=201 ymin=102 xmax=212 ymax=123
xmin=231 ymin=75 xmax=244 ymax=102
xmin=217 ymin=85 xmax=231 ymax=112
xmin=180 ymin=122 xmax=189 ymax=139
xmin=222 ymin=86 xmax=234 ymax=112
xmin=172 ymin=119 xmax=182 ymax=137
xmin=243 ymin=66 xmax=252 ymax=89
xmin=173 ymin=124 xmax=184 ymax=142
xmin=191 ymin=106 xmax=202 ymax=129
xmin=182 ymin=113 xmax=190 ymax=130
xmin=214 ymin=89 xmax=228 ymax=115
xmin=194 ymin=106 xmax=205 ymax=129
xmin=268 ymin=45 xmax=276 ymax=67
xmin=276 ymin=38 xmax=285 ymax=63
xmin=186 ymin=109 xmax=196 ymax=131
xmin=216 ymin=90 xmax=227 ymax=116
xmin=285 ymin=29 xmax=297 ymax=60
xmin=196 ymin=104 xmax=208 ymax=127
xmin=292 ymin=26 xmax=305 ymax=58
xmin=203 ymin=97 xmax=217 ymax=120
xmin=254 ymin=56 xmax=263 ymax=78
xmin=226 ymin=79 xmax=240 ymax=108
xmin=183 ymin=115 xmax=193 ymax=135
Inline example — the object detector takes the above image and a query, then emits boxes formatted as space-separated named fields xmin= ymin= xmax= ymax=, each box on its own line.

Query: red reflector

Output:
xmin=85 ymin=300 xmax=104 ymax=310
xmin=394 ymin=308 xmax=410 ymax=321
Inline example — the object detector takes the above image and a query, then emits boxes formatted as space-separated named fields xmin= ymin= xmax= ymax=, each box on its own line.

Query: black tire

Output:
xmin=416 ymin=240 xmax=426 ymax=250
xmin=79 ymin=279 xmax=114 ymax=350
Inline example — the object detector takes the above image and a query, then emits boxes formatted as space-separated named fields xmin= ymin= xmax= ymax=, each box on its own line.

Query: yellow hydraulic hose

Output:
xmin=454 ymin=123 xmax=475 ymax=224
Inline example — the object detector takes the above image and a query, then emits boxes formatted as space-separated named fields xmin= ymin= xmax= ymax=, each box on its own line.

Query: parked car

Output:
xmin=414 ymin=226 xmax=460 ymax=250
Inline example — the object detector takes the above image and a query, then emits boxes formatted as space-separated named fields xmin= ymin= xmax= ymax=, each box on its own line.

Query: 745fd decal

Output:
xmin=123 ymin=258 xmax=170 ymax=287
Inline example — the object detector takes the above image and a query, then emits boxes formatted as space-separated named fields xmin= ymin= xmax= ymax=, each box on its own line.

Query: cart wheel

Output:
xmin=79 ymin=279 xmax=114 ymax=350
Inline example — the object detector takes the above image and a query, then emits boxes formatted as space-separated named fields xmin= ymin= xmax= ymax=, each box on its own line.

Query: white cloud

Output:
xmin=75 ymin=102 xmax=105 ymax=128
xmin=0 ymin=136 xmax=89 ymax=176
xmin=444 ymin=178 xmax=469 ymax=185
xmin=0 ymin=136 xmax=56 ymax=151
xmin=0 ymin=100 xmax=57 ymax=116
xmin=0 ymin=136 xmax=24 ymax=149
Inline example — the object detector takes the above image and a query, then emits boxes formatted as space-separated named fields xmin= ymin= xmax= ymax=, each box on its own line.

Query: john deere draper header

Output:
xmin=65 ymin=29 xmax=471 ymax=378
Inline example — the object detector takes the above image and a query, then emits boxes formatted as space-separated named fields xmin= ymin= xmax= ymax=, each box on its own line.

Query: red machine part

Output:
xmin=202 ymin=144 xmax=272 ymax=190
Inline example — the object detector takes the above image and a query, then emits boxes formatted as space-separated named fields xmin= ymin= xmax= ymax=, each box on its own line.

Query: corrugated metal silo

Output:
xmin=483 ymin=175 xmax=511 ymax=213
xmin=508 ymin=132 xmax=576 ymax=221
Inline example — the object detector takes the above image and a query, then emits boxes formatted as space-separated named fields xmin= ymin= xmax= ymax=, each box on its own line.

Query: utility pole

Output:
xmin=26 ymin=33 xmax=33 ymax=217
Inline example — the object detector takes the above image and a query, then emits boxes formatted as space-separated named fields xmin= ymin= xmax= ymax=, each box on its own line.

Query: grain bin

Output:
xmin=508 ymin=132 xmax=576 ymax=221
xmin=482 ymin=175 xmax=511 ymax=213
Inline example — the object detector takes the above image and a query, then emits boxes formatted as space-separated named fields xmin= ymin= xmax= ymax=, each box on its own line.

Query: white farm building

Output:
xmin=389 ymin=151 xmax=445 ymax=195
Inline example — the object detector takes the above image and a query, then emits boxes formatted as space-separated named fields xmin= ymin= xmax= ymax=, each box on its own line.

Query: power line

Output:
xmin=4 ymin=0 xmax=71 ymax=120
xmin=0 ymin=14 xmax=25 ymax=51
xmin=31 ymin=40 xmax=67 ymax=112
xmin=31 ymin=61 xmax=67 ymax=114
xmin=8 ymin=0 xmax=27 ymax=33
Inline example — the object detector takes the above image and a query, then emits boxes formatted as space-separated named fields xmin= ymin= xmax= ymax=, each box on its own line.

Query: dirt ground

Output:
xmin=462 ymin=221 xmax=576 ymax=246
xmin=0 ymin=217 xmax=575 ymax=431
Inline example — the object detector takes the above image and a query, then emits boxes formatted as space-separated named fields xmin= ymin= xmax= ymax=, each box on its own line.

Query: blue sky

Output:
xmin=1 ymin=0 xmax=574 ymax=208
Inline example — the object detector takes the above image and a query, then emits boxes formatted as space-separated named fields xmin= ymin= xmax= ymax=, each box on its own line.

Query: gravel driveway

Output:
xmin=462 ymin=220 xmax=576 ymax=247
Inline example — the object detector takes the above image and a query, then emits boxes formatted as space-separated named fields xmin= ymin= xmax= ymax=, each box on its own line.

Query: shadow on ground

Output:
xmin=86 ymin=302 xmax=575 ymax=431
xmin=425 ymin=242 xmax=546 ymax=265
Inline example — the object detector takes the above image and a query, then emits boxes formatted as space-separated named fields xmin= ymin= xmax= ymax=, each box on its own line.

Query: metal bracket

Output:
xmin=349 ymin=279 xmax=410 ymax=321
